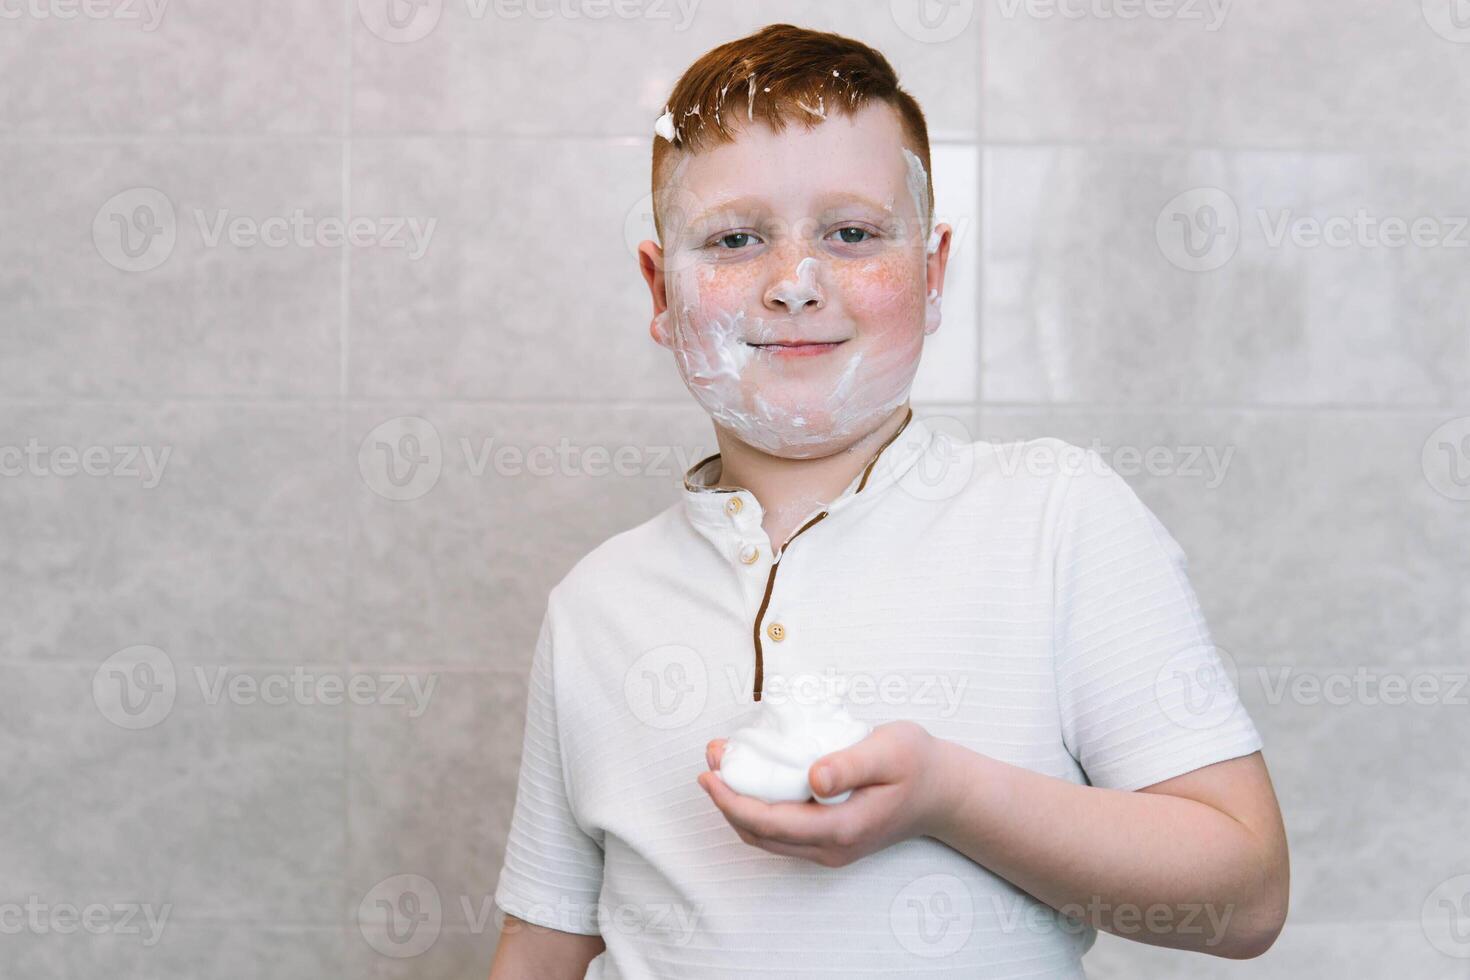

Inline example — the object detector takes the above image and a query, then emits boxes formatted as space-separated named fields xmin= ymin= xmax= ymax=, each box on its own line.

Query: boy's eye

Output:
xmin=713 ymin=232 xmax=758 ymax=250
xmin=832 ymin=226 xmax=874 ymax=245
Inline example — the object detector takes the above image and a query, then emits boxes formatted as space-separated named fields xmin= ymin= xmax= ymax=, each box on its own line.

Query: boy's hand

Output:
xmin=697 ymin=721 xmax=953 ymax=868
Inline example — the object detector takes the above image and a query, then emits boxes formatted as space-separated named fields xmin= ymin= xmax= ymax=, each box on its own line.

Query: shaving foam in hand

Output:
xmin=715 ymin=696 xmax=871 ymax=805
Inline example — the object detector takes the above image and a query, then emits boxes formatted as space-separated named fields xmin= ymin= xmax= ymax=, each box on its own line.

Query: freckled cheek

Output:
xmin=830 ymin=256 xmax=926 ymax=338
xmin=674 ymin=263 xmax=764 ymax=324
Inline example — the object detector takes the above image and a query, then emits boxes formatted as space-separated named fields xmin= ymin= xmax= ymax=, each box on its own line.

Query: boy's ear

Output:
xmin=637 ymin=240 xmax=673 ymax=348
xmin=923 ymin=224 xmax=958 ymax=339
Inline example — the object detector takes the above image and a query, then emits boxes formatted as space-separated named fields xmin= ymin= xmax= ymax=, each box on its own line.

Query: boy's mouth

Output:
xmin=747 ymin=340 xmax=848 ymax=358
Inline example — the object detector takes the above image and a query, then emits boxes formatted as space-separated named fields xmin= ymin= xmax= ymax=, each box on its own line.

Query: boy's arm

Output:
xmin=488 ymin=915 xmax=606 ymax=980
xmin=700 ymin=449 xmax=1286 ymax=958
xmin=702 ymin=727 xmax=1288 ymax=960
xmin=930 ymin=744 xmax=1289 ymax=959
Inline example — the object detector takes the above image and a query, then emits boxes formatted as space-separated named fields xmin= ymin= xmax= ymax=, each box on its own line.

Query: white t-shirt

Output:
xmin=494 ymin=410 xmax=1262 ymax=979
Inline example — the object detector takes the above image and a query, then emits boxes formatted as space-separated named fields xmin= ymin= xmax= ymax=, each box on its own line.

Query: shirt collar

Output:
xmin=680 ymin=407 xmax=935 ymax=540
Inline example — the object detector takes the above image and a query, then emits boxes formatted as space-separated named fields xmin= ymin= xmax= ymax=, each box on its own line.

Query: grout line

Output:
xmin=339 ymin=390 xmax=353 ymax=953
xmin=0 ymin=396 xmax=964 ymax=410
xmin=0 ymin=658 xmax=532 ymax=673
xmin=5 ymin=131 xmax=1468 ymax=158
xmin=340 ymin=9 xmax=353 ymax=402
xmin=146 ymin=915 xmax=498 ymax=934
xmin=0 ymin=397 xmax=1465 ymax=415
xmin=976 ymin=0 xmax=989 ymax=148
xmin=976 ymin=140 xmax=1470 ymax=157
xmin=341 ymin=3 xmax=354 ymax=961
xmin=974 ymin=3 xmax=987 ymax=409
xmin=974 ymin=402 xmax=1470 ymax=415
xmin=132 ymin=918 xmax=349 ymax=931
xmin=339 ymin=145 xmax=351 ymax=400
xmin=15 ymin=656 xmax=1470 ymax=673
xmin=0 ymin=134 xmax=346 ymax=144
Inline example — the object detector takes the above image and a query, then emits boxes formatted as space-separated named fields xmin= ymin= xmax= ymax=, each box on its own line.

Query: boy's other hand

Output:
xmin=697 ymin=721 xmax=954 ymax=868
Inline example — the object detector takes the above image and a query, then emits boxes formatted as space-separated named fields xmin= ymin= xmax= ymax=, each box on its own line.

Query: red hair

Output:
xmin=650 ymin=23 xmax=933 ymax=242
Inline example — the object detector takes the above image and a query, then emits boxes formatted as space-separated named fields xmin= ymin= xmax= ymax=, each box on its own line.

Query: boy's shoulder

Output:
xmin=917 ymin=427 xmax=1157 ymax=542
xmin=546 ymin=499 xmax=689 ymax=610
xmin=541 ymin=432 xmax=1136 ymax=612
xmin=922 ymin=426 xmax=1120 ymax=500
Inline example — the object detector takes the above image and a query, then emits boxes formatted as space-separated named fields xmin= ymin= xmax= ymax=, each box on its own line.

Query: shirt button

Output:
xmin=725 ymin=496 xmax=743 ymax=516
xmin=738 ymin=544 xmax=760 ymax=564
xmin=766 ymin=622 xmax=786 ymax=642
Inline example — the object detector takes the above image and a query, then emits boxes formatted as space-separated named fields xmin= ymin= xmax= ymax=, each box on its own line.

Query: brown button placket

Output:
xmin=750 ymin=509 xmax=827 ymax=701
xmin=744 ymin=407 xmax=914 ymax=702
xmin=682 ymin=409 xmax=914 ymax=703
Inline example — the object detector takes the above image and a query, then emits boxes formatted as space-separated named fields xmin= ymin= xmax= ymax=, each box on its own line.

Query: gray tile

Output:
xmin=346 ymin=671 xmax=523 ymax=947
xmin=346 ymin=402 xmax=718 ymax=667
xmin=983 ymin=0 xmax=1470 ymax=152
xmin=349 ymin=924 xmax=502 ymax=980
xmin=0 ymin=922 xmax=346 ymax=980
xmin=912 ymin=143 xmax=981 ymax=403
xmin=347 ymin=137 xmax=686 ymax=401
xmin=351 ymin=1 xmax=977 ymax=139
xmin=0 ymin=1 xmax=345 ymax=134
xmin=1 ymin=664 xmax=346 ymax=925
xmin=1221 ymin=0 xmax=1470 ymax=152
xmin=0 ymin=404 xmax=346 ymax=664
xmin=976 ymin=409 xmax=1470 ymax=670
xmin=982 ymin=0 xmax=1233 ymax=145
xmin=1245 ymin=692 xmax=1470 ymax=926
xmin=1084 ymin=921 xmax=1467 ymax=979
xmin=982 ymin=147 xmax=1470 ymax=406
xmin=959 ymin=406 xmax=1470 ymax=928
xmin=0 ymin=141 xmax=341 ymax=398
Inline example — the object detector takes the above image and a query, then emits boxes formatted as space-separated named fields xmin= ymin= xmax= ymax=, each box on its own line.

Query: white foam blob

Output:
xmin=716 ymin=693 xmax=871 ymax=805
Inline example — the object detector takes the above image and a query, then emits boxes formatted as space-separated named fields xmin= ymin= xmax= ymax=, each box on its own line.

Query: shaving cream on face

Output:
xmin=663 ymin=248 xmax=923 ymax=458
xmin=652 ymin=107 xmax=938 ymax=459
xmin=902 ymin=147 xmax=945 ymax=335
xmin=901 ymin=147 xmax=932 ymax=247
xmin=716 ymin=690 xmax=871 ymax=805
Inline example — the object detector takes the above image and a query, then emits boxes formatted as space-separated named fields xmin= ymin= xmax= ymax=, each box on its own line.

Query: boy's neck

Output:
xmin=707 ymin=403 xmax=912 ymax=552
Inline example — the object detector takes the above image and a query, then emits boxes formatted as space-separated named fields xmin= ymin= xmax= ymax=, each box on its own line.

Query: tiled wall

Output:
xmin=2 ymin=1 xmax=1467 ymax=977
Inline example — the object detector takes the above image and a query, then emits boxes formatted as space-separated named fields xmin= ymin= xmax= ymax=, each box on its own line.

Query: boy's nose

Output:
xmin=763 ymin=255 xmax=825 ymax=314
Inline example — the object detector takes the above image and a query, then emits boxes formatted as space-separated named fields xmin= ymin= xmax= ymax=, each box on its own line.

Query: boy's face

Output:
xmin=639 ymin=101 xmax=951 ymax=460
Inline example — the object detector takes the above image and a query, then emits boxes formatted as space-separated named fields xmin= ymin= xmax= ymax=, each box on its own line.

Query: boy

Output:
xmin=490 ymin=23 xmax=1288 ymax=980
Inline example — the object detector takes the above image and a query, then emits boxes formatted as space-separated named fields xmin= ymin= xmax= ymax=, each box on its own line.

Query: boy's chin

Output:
xmin=705 ymin=400 xmax=904 ymax=461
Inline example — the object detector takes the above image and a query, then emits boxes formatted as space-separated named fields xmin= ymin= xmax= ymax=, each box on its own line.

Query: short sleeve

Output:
xmin=494 ymin=605 xmax=605 ymax=935
xmin=1051 ymin=449 xmax=1263 ymax=792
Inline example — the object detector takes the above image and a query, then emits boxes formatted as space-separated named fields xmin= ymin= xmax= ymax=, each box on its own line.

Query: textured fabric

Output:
xmin=494 ymin=414 xmax=1262 ymax=979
